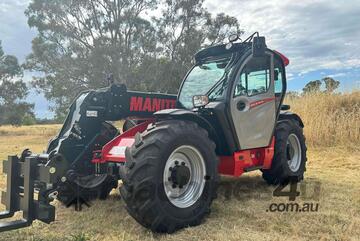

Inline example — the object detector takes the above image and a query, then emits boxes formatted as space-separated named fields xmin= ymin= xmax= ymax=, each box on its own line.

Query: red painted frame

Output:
xmin=92 ymin=121 xmax=275 ymax=177
xmin=273 ymin=50 xmax=289 ymax=66
xmin=218 ymin=137 xmax=274 ymax=176
xmin=91 ymin=119 xmax=154 ymax=163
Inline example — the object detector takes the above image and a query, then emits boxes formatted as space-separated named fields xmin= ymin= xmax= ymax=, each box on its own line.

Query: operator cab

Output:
xmin=177 ymin=33 xmax=289 ymax=154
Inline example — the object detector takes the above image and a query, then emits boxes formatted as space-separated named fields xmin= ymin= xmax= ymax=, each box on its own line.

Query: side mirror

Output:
xmin=280 ymin=104 xmax=290 ymax=111
xmin=274 ymin=69 xmax=279 ymax=81
xmin=252 ymin=36 xmax=267 ymax=57
xmin=193 ymin=95 xmax=209 ymax=108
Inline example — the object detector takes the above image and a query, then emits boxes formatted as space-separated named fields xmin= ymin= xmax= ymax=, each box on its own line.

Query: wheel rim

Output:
xmin=163 ymin=145 xmax=206 ymax=208
xmin=286 ymin=133 xmax=302 ymax=172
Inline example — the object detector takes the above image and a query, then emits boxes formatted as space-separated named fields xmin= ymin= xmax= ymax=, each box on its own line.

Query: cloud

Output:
xmin=0 ymin=0 xmax=35 ymax=62
xmin=328 ymin=72 xmax=346 ymax=78
xmin=204 ymin=0 xmax=360 ymax=75
xmin=2 ymin=0 xmax=360 ymax=74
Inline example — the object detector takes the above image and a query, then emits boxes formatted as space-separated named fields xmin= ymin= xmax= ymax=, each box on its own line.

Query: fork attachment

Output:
xmin=0 ymin=155 xmax=57 ymax=232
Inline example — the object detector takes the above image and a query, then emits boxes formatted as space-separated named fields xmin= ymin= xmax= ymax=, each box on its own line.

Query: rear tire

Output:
xmin=262 ymin=120 xmax=307 ymax=185
xmin=120 ymin=120 xmax=219 ymax=233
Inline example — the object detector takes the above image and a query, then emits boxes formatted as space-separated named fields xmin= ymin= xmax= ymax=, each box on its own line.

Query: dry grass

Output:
xmin=285 ymin=91 xmax=360 ymax=147
xmin=0 ymin=93 xmax=359 ymax=241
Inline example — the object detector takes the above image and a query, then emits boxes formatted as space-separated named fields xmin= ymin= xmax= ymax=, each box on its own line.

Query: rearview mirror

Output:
xmin=193 ymin=95 xmax=209 ymax=108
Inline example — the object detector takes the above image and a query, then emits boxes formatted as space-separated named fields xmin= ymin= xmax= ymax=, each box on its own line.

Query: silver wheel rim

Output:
xmin=163 ymin=145 xmax=206 ymax=208
xmin=286 ymin=133 xmax=302 ymax=172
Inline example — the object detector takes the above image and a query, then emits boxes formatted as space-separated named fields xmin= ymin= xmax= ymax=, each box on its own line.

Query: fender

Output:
xmin=154 ymin=109 xmax=221 ymax=149
xmin=278 ymin=111 xmax=304 ymax=127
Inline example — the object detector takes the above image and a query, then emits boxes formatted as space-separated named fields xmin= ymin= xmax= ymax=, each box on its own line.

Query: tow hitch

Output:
xmin=0 ymin=155 xmax=57 ymax=232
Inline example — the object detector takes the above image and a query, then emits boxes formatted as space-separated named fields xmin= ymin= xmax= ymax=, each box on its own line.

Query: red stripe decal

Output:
xmin=249 ymin=97 xmax=275 ymax=109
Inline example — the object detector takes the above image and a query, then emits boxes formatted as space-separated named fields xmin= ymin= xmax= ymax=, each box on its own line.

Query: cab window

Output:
xmin=274 ymin=69 xmax=282 ymax=94
xmin=274 ymin=58 xmax=284 ymax=95
xmin=234 ymin=56 xmax=271 ymax=97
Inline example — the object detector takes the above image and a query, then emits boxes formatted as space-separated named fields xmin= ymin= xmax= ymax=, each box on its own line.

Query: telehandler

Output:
xmin=0 ymin=33 xmax=306 ymax=233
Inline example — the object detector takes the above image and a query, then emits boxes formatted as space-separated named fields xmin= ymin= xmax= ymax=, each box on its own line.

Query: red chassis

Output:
xmin=91 ymin=119 xmax=275 ymax=177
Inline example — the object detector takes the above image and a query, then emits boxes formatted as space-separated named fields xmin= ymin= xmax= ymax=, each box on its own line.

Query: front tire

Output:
xmin=122 ymin=118 xmax=139 ymax=132
xmin=57 ymin=122 xmax=119 ymax=206
xmin=120 ymin=120 xmax=219 ymax=233
xmin=262 ymin=120 xmax=307 ymax=185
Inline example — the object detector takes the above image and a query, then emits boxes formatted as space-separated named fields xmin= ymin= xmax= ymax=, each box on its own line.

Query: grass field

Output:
xmin=0 ymin=92 xmax=359 ymax=241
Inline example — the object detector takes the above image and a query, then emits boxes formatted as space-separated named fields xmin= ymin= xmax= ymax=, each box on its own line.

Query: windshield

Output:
xmin=178 ymin=56 xmax=231 ymax=109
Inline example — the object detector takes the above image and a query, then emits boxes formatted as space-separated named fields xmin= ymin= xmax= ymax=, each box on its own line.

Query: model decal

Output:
xmin=130 ymin=97 xmax=176 ymax=112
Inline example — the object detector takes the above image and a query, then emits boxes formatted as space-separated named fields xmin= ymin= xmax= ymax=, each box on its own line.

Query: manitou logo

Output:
xmin=130 ymin=96 xmax=176 ymax=112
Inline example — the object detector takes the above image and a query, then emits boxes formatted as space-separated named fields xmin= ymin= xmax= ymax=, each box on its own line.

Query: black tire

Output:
xmin=262 ymin=120 xmax=307 ymax=185
xmin=57 ymin=174 xmax=118 ymax=206
xmin=123 ymin=119 xmax=142 ymax=132
xmin=57 ymin=122 xmax=119 ymax=206
xmin=120 ymin=120 xmax=219 ymax=233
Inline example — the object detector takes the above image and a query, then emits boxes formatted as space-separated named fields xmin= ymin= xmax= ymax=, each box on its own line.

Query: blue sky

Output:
xmin=1 ymin=0 xmax=360 ymax=118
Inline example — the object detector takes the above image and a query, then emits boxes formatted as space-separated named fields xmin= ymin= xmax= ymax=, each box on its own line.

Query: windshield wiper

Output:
xmin=206 ymin=75 xmax=228 ymax=100
xmin=206 ymin=52 xmax=240 ymax=100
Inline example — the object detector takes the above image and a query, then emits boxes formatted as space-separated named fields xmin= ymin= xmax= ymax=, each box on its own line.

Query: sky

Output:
xmin=1 ymin=0 xmax=360 ymax=118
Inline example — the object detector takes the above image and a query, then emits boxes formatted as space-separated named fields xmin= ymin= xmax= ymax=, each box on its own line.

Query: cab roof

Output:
xmin=194 ymin=42 xmax=289 ymax=66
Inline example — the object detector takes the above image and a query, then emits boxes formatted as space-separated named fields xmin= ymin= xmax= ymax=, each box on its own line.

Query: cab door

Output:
xmin=230 ymin=52 xmax=276 ymax=150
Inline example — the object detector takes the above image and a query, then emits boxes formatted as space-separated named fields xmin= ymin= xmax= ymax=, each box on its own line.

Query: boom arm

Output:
xmin=47 ymin=84 xmax=176 ymax=171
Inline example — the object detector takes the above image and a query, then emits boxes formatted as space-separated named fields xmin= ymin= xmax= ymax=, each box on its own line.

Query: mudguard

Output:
xmin=278 ymin=111 xmax=304 ymax=127
xmin=154 ymin=108 xmax=220 ymax=146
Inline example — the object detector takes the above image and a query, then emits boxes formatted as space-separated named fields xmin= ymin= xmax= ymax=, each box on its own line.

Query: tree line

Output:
xmin=24 ymin=0 xmax=240 ymax=120
xmin=302 ymin=77 xmax=340 ymax=93
xmin=0 ymin=41 xmax=35 ymax=125
xmin=0 ymin=0 xmax=342 ymax=125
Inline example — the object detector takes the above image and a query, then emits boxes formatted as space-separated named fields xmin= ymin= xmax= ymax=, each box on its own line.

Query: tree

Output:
xmin=151 ymin=0 xmax=241 ymax=92
xmin=302 ymin=80 xmax=322 ymax=94
xmin=25 ymin=0 xmax=241 ymax=118
xmin=0 ymin=41 xmax=34 ymax=125
xmin=25 ymin=0 xmax=160 ymax=120
xmin=286 ymin=91 xmax=300 ymax=99
xmin=323 ymin=77 xmax=340 ymax=93
xmin=302 ymin=77 xmax=340 ymax=95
